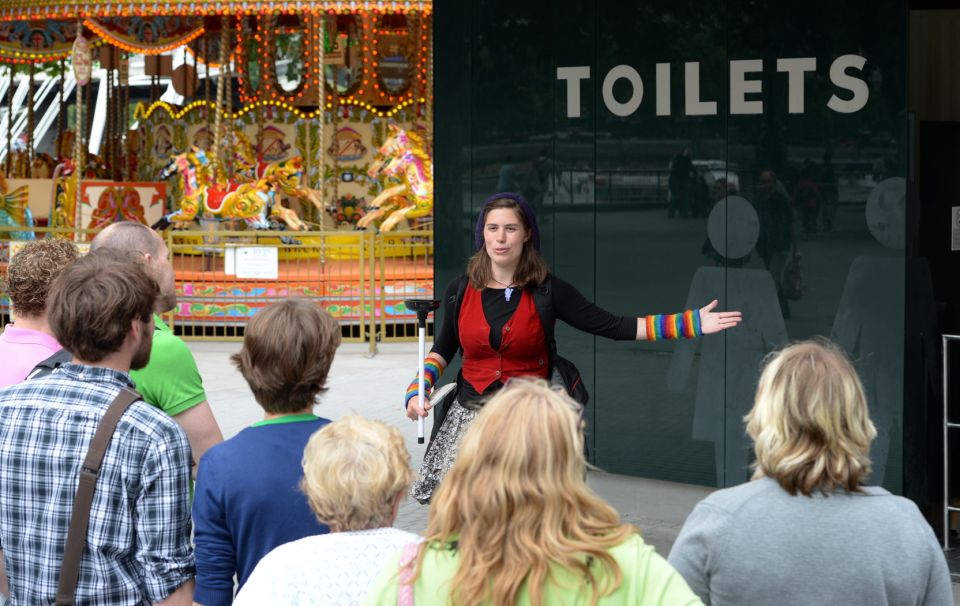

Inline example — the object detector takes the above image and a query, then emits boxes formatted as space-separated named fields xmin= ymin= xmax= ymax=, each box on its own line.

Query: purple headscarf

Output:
xmin=474 ymin=192 xmax=541 ymax=251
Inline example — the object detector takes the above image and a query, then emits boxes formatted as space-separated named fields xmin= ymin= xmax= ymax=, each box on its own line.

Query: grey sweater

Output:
xmin=667 ymin=476 xmax=952 ymax=606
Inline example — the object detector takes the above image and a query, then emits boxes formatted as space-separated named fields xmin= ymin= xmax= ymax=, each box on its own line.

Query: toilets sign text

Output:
xmin=557 ymin=55 xmax=869 ymax=118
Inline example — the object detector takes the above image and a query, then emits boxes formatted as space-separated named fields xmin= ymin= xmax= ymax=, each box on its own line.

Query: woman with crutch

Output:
xmin=405 ymin=192 xmax=741 ymax=503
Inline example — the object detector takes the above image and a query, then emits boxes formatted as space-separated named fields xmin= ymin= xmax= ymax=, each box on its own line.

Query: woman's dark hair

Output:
xmin=466 ymin=198 xmax=549 ymax=290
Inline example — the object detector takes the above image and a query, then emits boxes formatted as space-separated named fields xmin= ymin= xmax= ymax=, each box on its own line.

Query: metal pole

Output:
xmin=406 ymin=299 xmax=440 ymax=444
xmin=946 ymin=335 xmax=951 ymax=550
xmin=417 ymin=319 xmax=425 ymax=443
xmin=943 ymin=334 xmax=960 ymax=550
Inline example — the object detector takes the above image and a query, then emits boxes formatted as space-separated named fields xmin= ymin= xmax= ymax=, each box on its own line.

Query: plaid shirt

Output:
xmin=0 ymin=364 xmax=195 ymax=605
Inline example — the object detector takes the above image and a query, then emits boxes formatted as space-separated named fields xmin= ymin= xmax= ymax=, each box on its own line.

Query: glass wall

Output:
xmin=435 ymin=0 xmax=911 ymax=492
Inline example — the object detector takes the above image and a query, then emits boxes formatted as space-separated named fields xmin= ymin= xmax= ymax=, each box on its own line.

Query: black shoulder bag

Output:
xmin=532 ymin=277 xmax=590 ymax=408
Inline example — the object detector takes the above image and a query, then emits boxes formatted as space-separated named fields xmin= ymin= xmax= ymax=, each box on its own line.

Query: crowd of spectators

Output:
xmin=0 ymin=223 xmax=950 ymax=605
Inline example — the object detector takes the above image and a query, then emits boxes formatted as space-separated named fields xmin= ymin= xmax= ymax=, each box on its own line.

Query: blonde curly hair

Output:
xmin=300 ymin=415 xmax=412 ymax=532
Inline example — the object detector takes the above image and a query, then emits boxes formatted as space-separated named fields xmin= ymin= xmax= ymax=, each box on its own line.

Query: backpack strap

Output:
xmin=26 ymin=348 xmax=74 ymax=381
xmin=533 ymin=276 xmax=557 ymax=369
xmin=450 ymin=275 xmax=469 ymax=358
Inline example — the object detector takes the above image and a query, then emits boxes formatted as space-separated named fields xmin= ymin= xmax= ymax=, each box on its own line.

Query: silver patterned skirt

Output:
xmin=410 ymin=398 xmax=479 ymax=504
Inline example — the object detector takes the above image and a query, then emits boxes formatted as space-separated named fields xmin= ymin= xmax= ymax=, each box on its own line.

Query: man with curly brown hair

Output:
xmin=0 ymin=238 xmax=78 ymax=387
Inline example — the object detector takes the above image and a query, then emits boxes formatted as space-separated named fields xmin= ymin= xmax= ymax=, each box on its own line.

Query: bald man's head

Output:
xmin=91 ymin=222 xmax=176 ymax=312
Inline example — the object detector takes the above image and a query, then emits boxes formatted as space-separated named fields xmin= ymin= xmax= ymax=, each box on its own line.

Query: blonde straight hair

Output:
xmin=745 ymin=338 xmax=877 ymax=496
xmin=418 ymin=379 xmax=634 ymax=606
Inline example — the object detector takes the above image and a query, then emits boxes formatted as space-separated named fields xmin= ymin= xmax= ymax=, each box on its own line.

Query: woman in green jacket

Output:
xmin=366 ymin=379 xmax=702 ymax=606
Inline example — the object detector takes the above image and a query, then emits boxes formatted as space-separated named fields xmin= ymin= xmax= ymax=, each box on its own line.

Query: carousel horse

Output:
xmin=235 ymin=132 xmax=323 ymax=221
xmin=0 ymin=172 xmax=33 ymax=240
xmin=262 ymin=156 xmax=323 ymax=213
xmin=157 ymin=147 xmax=308 ymax=231
xmin=157 ymin=147 xmax=210 ymax=225
xmin=357 ymin=124 xmax=433 ymax=231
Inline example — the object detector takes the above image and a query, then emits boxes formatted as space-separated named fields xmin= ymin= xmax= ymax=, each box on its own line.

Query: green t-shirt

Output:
xmin=130 ymin=315 xmax=207 ymax=417
xmin=363 ymin=533 xmax=702 ymax=606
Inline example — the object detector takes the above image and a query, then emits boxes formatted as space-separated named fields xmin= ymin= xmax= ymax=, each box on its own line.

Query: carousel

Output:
xmin=0 ymin=0 xmax=434 ymax=330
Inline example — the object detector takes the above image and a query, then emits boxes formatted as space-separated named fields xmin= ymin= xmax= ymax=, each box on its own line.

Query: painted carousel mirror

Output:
xmin=273 ymin=16 xmax=305 ymax=93
xmin=322 ymin=14 xmax=361 ymax=95
xmin=376 ymin=13 xmax=412 ymax=95
xmin=241 ymin=16 xmax=261 ymax=94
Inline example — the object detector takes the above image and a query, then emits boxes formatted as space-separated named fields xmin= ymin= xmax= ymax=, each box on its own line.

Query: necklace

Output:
xmin=491 ymin=277 xmax=517 ymax=301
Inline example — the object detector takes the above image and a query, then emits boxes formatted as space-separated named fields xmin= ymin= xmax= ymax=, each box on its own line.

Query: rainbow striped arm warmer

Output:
xmin=645 ymin=309 xmax=702 ymax=340
xmin=405 ymin=357 xmax=444 ymax=409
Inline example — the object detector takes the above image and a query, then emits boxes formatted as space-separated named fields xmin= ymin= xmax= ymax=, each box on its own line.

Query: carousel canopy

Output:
xmin=0 ymin=0 xmax=430 ymax=23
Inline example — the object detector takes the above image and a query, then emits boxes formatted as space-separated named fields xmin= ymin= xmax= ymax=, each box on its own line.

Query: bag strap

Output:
xmin=451 ymin=275 xmax=469 ymax=359
xmin=54 ymin=387 xmax=142 ymax=606
xmin=532 ymin=276 xmax=557 ymax=363
xmin=396 ymin=540 xmax=422 ymax=606
xmin=25 ymin=348 xmax=74 ymax=381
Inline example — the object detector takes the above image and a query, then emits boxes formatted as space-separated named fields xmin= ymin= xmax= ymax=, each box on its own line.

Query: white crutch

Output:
xmin=405 ymin=299 xmax=440 ymax=444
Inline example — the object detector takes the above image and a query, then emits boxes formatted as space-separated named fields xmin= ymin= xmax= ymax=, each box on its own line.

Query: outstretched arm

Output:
xmin=636 ymin=300 xmax=742 ymax=340
xmin=549 ymin=278 xmax=740 ymax=341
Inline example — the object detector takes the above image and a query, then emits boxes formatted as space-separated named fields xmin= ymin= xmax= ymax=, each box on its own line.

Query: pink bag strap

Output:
xmin=396 ymin=541 xmax=421 ymax=606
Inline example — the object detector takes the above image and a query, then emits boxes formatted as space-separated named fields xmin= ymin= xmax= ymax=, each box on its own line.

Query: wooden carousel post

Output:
xmin=113 ymin=63 xmax=121 ymax=181
xmin=252 ymin=17 xmax=263 ymax=162
xmin=317 ymin=14 xmax=325 ymax=205
xmin=330 ymin=15 xmax=338 ymax=207
xmin=26 ymin=62 xmax=34 ymax=177
xmin=211 ymin=15 xmax=230 ymax=183
xmin=111 ymin=61 xmax=119 ymax=180
xmin=72 ymin=25 xmax=89 ymax=230
xmin=203 ymin=36 xmax=211 ymax=136
xmin=57 ymin=59 xmax=65 ymax=158
xmin=6 ymin=64 xmax=13 ymax=177
xmin=223 ymin=42 xmax=233 ymax=179
xmin=105 ymin=60 xmax=112 ymax=179
xmin=426 ymin=10 xmax=433 ymax=154
xmin=120 ymin=54 xmax=129 ymax=181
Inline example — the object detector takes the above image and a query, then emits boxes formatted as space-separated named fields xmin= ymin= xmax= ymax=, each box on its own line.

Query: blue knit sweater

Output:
xmin=192 ymin=415 xmax=331 ymax=606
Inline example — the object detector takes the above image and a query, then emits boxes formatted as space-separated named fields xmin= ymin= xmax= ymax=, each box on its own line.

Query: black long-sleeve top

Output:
xmin=430 ymin=275 xmax=637 ymax=403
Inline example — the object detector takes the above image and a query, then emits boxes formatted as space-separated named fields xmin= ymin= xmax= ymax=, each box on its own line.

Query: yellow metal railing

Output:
xmin=0 ymin=225 xmax=434 ymax=349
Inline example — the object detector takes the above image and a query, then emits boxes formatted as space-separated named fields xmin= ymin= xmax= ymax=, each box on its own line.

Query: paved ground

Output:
xmin=192 ymin=339 xmax=959 ymax=603
xmin=193 ymin=339 xmax=711 ymax=555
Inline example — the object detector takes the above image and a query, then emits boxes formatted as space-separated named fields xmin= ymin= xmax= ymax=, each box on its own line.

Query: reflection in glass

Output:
xmin=668 ymin=197 xmax=788 ymax=486
xmin=244 ymin=36 xmax=261 ymax=92
xmin=377 ymin=13 xmax=411 ymax=95
xmin=322 ymin=15 xmax=361 ymax=94
xmin=829 ymin=178 xmax=912 ymax=485
xmin=274 ymin=23 xmax=305 ymax=93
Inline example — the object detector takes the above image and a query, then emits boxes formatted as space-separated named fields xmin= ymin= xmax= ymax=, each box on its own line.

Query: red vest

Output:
xmin=459 ymin=285 xmax=549 ymax=393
